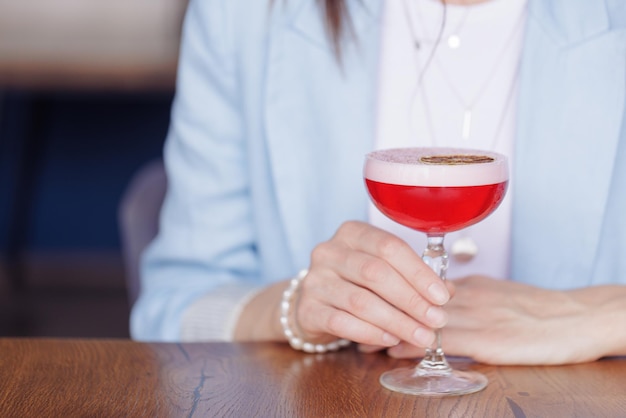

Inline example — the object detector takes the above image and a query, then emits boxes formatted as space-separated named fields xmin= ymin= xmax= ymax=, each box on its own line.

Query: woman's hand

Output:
xmin=293 ymin=221 xmax=451 ymax=349
xmin=372 ymin=276 xmax=626 ymax=365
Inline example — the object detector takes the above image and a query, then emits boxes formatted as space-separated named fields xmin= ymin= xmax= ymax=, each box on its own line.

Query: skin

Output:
xmin=236 ymin=224 xmax=626 ymax=365
xmin=367 ymin=276 xmax=626 ymax=365
xmin=235 ymin=221 xmax=450 ymax=349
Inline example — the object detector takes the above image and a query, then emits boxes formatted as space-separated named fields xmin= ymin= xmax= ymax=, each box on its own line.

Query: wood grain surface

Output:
xmin=0 ymin=339 xmax=624 ymax=417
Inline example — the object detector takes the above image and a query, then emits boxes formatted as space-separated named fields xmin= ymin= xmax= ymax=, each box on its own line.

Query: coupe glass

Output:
xmin=364 ymin=147 xmax=508 ymax=396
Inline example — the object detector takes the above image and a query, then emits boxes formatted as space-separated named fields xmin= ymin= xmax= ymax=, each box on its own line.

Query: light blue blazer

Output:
xmin=131 ymin=0 xmax=626 ymax=340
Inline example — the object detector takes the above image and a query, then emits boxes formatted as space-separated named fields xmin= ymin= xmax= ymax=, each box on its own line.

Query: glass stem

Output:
xmin=418 ymin=235 xmax=451 ymax=374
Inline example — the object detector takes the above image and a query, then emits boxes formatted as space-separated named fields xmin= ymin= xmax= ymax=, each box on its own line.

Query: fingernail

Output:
xmin=425 ymin=306 xmax=448 ymax=328
xmin=382 ymin=332 xmax=400 ymax=346
xmin=412 ymin=327 xmax=435 ymax=347
xmin=427 ymin=282 xmax=449 ymax=305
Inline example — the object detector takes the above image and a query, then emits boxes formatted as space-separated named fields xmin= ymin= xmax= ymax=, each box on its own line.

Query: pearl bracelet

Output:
xmin=280 ymin=269 xmax=351 ymax=353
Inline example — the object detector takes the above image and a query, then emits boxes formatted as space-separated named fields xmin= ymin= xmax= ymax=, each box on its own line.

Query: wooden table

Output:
xmin=0 ymin=339 xmax=624 ymax=417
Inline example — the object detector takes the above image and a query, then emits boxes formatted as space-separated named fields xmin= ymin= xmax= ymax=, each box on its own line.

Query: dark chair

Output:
xmin=118 ymin=159 xmax=166 ymax=306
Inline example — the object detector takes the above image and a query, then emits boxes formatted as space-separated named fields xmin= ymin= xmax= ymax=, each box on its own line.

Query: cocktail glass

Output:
xmin=364 ymin=147 xmax=508 ymax=396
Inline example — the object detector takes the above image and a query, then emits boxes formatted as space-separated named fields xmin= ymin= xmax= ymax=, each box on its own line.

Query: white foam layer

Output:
xmin=365 ymin=148 xmax=508 ymax=186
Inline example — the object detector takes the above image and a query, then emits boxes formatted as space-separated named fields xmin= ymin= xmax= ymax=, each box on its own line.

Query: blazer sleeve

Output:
xmin=130 ymin=0 xmax=263 ymax=341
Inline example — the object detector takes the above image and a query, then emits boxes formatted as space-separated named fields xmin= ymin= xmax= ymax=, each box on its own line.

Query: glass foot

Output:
xmin=380 ymin=366 xmax=488 ymax=396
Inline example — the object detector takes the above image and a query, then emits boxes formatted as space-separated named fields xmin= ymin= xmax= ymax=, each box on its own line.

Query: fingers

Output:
xmin=386 ymin=341 xmax=426 ymax=358
xmin=300 ymin=303 xmax=401 ymax=347
xmin=330 ymin=277 xmax=439 ymax=347
xmin=445 ymin=279 xmax=456 ymax=298
xmin=334 ymin=222 xmax=450 ymax=306
xmin=332 ymin=248 xmax=449 ymax=329
xmin=297 ymin=221 xmax=453 ymax=350
xmin=298 ymin=271 xmax=438 ymax=348
xmin=329 ymin=222 xmax=449 ymax=327
xmin=357 ymin=344 xmax=386 ymax=353
xmin=385 ymin=331 xmax=476 ymax=360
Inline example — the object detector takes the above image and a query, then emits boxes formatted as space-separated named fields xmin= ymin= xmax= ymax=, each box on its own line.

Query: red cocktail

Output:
xmin=364 ymin=147 xmax=508 ymax=396
xmin=365 ymin=151 xmax=507 ymax=234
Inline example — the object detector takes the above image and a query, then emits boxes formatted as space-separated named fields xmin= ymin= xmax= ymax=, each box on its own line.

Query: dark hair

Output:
xmin=319 ymin=0 xmax=351 ymax=54
xmin=309 ymin=0 xmax=448 ymax=61
xmin=319 ymin=0 xmax=447 ymax=64
xmin=269 ymin=0 xmax=349 ymax=55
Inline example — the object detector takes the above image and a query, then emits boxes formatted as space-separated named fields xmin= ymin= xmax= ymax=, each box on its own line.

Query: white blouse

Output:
xmin=371 ymin=0 xmax=528 ymax=279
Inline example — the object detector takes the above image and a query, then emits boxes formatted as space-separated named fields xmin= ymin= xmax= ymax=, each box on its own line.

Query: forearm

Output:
xmin=233 ymin=280 xmax=288 ymax=342
xmin=568 ymin=285 xmax=626 ymax=358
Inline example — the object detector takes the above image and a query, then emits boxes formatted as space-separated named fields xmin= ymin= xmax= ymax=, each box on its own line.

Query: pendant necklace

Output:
xmin=407 ymin=0 xmax=527 ymax=142
xmin=430 ymin=11 xmax=526 ymax=142
xmin=417 ymin=58 xmax=521 ymax=261
xmin=404 ymin=0 xmax=527 ymax=262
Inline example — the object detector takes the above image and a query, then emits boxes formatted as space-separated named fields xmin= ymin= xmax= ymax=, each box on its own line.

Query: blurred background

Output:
xmin=0 ymin=0 xmax=188 ymax=338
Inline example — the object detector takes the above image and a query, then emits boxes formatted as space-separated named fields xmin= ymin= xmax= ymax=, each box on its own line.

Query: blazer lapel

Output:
xmin=512 ymin=0 xmax=625 ymax=288
xmin=264 ymin=0 xmax=383 ymax=269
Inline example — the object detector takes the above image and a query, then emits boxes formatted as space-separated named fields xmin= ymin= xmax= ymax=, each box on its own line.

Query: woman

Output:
xmin=130 ymin=0 xmax=626 ymax=365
